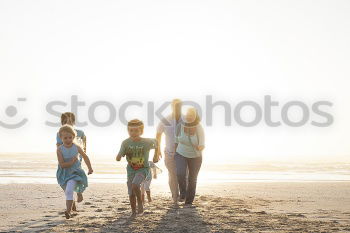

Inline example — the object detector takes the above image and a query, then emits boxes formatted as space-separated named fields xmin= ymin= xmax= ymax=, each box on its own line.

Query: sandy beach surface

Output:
xmin=1 ymin=182 xmax=350 ymax=233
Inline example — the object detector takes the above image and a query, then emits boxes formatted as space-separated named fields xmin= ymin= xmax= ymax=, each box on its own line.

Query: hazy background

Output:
xmin=1 ymin=0 xmax=350 ymax=165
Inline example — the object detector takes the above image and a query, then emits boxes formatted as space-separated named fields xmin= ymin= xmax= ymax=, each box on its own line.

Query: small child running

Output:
xmin=56 ymin=125 xmax=93 ymax=219
xmin=141 ymin=161 xmax=162 ymax=204
xmin=116 ymin=119 xmax=159 ymax=218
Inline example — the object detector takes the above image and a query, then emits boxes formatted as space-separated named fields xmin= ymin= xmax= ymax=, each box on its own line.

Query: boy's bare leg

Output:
xmin=129 ymin=194 xmax=137 ymax=218
xmin=132 ymin=184 xmax=143 ymax=214
xmin=141 ymin=193 xmax=145 ymax=205
xmin=141 ymin=185 xmax=145 ymax=205
xmin=146 ymin=191 xmax=152 ymax=202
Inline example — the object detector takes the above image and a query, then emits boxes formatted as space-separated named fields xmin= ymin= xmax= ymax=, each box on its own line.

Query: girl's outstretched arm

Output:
xmin=83 ymin=135 xmax=87 ymax=153
xmin=77 ymin=146 xmax=93 ymax=175
xmin=57 ymin=148 xmax=78 ymax=168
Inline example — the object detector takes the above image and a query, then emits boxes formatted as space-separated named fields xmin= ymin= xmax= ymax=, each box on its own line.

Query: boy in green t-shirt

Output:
xmin=116 ymin=119 xmax=159 ymax=218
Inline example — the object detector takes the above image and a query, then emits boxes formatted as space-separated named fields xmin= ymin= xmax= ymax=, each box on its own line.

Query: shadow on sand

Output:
xmin=98 ymin=201 xmax=212 ymax=233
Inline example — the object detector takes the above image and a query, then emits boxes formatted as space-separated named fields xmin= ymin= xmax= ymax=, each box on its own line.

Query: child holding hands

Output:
xmin=116 ymin=119 xmax=159 ymax=218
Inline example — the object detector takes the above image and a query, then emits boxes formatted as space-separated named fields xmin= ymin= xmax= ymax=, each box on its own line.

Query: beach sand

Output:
xmin=1 ymin=182 xmax=350 ymax=232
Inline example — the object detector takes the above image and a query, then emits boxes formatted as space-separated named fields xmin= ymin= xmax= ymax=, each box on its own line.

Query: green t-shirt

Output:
xmin=118 ymin=137 xmax=157 ymax=178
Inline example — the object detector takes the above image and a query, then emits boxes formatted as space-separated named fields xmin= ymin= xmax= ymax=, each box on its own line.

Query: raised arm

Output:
xmin=77 ymin=146 xmax=93 ymax=175
xmin=57 ymin=148 xmax=78 ymax=168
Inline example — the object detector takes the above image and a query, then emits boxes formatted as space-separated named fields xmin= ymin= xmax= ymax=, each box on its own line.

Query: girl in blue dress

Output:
xmin=56 ymin=112 xmax=87 ymax=212
xmin=56 ymin=124 xmax=93 ymax=219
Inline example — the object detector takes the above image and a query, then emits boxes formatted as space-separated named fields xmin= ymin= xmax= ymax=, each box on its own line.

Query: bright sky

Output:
xmin=0 ymin=0 xmax=350 ymax=163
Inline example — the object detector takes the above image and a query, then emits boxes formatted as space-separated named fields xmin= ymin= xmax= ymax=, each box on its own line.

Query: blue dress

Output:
xmin=56 ymin=144 xmax=88 ymax=193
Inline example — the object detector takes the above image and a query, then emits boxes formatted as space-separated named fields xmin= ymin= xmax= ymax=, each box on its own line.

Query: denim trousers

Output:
xmin=174 ymin=152 xmax=202 ymax=204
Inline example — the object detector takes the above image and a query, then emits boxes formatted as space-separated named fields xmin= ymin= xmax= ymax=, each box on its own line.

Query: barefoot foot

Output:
xmin=77 ymin=193 xmax=83 ymax=203
xmin=137 ymin=204 xmax=144 ymax=214
xmin=147 ymin=195 xmax=152 ymax=203
xmin=64 ymin=211 xmax=71 ymax=219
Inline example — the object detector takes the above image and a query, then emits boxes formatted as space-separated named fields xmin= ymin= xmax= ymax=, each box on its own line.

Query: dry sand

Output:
xmin=1 ymin=182 xmax=350 ymax=232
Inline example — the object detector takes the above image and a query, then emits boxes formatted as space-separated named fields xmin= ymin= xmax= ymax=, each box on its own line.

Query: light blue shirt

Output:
xmin=157 ymin=114 xmax=183 ymax=157
xmin=175 ymin=124 xmax=205 ymax=158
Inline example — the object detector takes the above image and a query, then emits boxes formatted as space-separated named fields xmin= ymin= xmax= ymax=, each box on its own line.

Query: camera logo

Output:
xmin=0 ymin=98 xmax=28 ymax=129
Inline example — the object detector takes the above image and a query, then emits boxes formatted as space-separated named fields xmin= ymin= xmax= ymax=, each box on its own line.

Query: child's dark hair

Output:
xmin=61 ymin=112 xmax=76 ymax=125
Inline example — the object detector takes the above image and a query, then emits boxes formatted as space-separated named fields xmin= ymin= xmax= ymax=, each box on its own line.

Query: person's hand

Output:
xmin=197 ymin=145 xmax=205 ymax=151
xmin=88 ymin=168 xmax=93 ymax=175
xmin=153 ymin=150 xmax=161 ymax=163
xmin=72 ymin=155 xmax=78 ymax=163
xmin=157 ymin=150 xmax=162 ymax=159
xmin=153 ymin=156 xmax=159 ymax=163
xmin=116 ymin=154 xmax=122 ymax=161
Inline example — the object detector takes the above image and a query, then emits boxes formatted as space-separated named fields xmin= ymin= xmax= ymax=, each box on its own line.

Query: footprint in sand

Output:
xmin=241 ymin=209 xmax=251 ymax=213
xmin=199 ymin=196 xmax=209 ymax=201
xmin=287 ymin=213 xmax=306 ymax=218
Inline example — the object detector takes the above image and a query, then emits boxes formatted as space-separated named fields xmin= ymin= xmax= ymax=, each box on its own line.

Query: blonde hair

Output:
xmin=59 ymin=124 xmax=77 ymax=138
xmin=127 ymin=119 xmax=144 ymax=133
xmin=185 ymin=107 xmax=201 ymax=126
xmin=61 ymin=112 xmax=75 ymax=125
xmin=172 ymin=99 xmax=182 ymax=107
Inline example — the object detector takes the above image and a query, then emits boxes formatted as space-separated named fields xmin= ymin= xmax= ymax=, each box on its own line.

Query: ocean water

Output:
xmin=1 ymin=153 xmax=350 ymax=184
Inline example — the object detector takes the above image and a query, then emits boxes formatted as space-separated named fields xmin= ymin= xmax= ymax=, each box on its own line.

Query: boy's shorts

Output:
xmin=127 ymin=171 xmax=146 ymax=196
